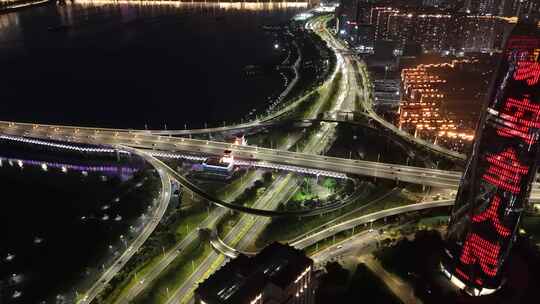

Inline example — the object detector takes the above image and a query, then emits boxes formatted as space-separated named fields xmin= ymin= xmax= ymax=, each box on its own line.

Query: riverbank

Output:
xmin=0 ymin=2 xmax=303 ymax=129
xmin=0 ymin=0 xmax=50 ymax=14
xmin=0 ymin=141 xmax=165 ymax=303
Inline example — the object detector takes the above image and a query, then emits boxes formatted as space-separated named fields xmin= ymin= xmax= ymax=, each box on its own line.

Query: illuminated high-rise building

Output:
xmin=499 ymin=0 xmax=539 ymax=17
xmin=464 ymin=0 xmax=505 ymax=14
xmin=453 ymin=15 xmax=508 ymax=52
xmin=478 ymin=0 xmax=498 ymax=14
xmin=422 ymin=0 xmax=446 ymax=8
xmin=356 ymin=24 xmax=375 ymax=50
xmin=354 ymin=0 xmax=370 ymax=24
xmin=376 ymin=10 xmax=507 ymax=54
xmin=398 ymin=59 xmax=478 ymax=148
xmin=441 ymin=22 xmax=540 ymax=296
xmin=386 ymin=13 xmax=452 ymax=53
xmin=370 ymin=7 xmax=400 ymax=41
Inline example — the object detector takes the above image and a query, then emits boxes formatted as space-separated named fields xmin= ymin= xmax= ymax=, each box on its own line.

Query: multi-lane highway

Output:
xmin=210 ymin=199 xmax=453 ymax=263
xmin=115 ymin=118 xmax=306 ymax=302
xmin=112 ymin=171 xmax=263 ymax=303
xmin=5 ymin=124 xmax=540 ymax=200
xmin=165 ymin=15 xmax=351 ymax=303
xmin=0 ymin=122 xmax=463 ymax=187
xmin=166 ymin=173 xmax=300 ymax=304
xmin=1 ymin=12 xmax=538 ymax=304
xmin=0 ymin=17 xmax=469 ymax=193
xmin=290 ymin=200 xmax=453 ymax=249
xmin=0 ymin=20 xmax=466 ymax=194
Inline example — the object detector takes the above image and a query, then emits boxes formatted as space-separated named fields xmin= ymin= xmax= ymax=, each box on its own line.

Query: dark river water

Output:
xmin=0 ymin=142 xmax=156 ymax=304
xmin=0 ymin=2 xmax=307 ymax=303
xmin=0 ymin=1 xmax=306 ymax=129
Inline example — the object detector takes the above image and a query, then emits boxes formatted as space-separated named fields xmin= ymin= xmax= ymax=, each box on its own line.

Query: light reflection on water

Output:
xmin=0 ymin=1 xmax=308 ymax=44
xmin=0 ymin=1 xmax=304 ymax=129
xmin=0 ymin=155 xmax=139 ymax=181
xmin=0 ymin=146 xmax=155 ymax=303
xmin=75 ymin=0 xmax=309 ymax=9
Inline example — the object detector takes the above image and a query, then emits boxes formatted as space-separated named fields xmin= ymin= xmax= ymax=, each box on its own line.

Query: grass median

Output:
xmin=96 ymin=205 xmax=209 ymax=304
xmin=132 ymin=237 xmax=211 ymax=304
xmin=253 ymin=182 xmax=383 ymax=248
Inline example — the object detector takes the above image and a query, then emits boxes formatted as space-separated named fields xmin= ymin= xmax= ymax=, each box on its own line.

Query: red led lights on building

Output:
xmin=442 ymin=22 xmax=540 ymax=296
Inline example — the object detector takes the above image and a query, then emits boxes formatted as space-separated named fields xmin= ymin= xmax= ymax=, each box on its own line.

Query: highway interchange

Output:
xmin=164 ymin=15 xmax=353 ymax=303
xmin=5 ymin=108 xmax=540 ymax=199
xmin=1 ymin=11 xmax=539 ymax=304
xmin=210 ymin=199 xmax=454 ymax=259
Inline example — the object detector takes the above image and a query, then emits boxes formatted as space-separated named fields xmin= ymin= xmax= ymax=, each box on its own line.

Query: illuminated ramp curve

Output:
xmin=129 ymin=147 xmax=363 ymax=218
xmin=291 ymin=199 xmax=454 ymax=249
xmin=210 ymin=199 xmax=455 ymax=258
xmin=141 ymin=114 xmax=377 ymax=136
xmin=78 ymin=147 xmax=172 ymax=304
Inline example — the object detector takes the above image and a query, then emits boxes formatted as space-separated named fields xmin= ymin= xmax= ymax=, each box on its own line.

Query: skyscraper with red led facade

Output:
xmin=441 ymin=21 xmax=540 ymax=296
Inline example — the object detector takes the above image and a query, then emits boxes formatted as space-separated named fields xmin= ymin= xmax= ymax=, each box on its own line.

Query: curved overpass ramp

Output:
xmin=291 ymin=199 xmax=453 ymax=249
xmin=78 ymin=147 xmax=172 ymax=304
xmin=139 ymin=151 xmax=379 ymax=218
xmin=209 ymin=199 xmax=454 ymax=258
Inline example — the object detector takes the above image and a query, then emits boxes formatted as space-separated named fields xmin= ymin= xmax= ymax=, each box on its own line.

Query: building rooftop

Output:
xmin=195 ymin=242 xmax=312 ymax=304
xmin=203 ymin=157 xmax=230 ymax=168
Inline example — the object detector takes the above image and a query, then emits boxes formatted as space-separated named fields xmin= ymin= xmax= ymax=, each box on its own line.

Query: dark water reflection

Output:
xmin=0 ymin=142 xmax=157 ymax=303
xmin=0 ymin=1 xmax=305 ymax=129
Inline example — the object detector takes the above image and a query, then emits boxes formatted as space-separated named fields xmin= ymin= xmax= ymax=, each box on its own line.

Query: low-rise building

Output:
xmin=194 ymin=243 xmax=316 ymax=304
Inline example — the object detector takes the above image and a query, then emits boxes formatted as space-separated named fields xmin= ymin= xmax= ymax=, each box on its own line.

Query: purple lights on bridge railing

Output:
xmin=0 ymin=134 xmax=128 ymax=154
xmin=1 ymin=134 xmax=347 ymax=179
xmin=0 ymin=135 xmax=139 ymax=180
xmin=0 ymin=156 xmax=139 ymax=181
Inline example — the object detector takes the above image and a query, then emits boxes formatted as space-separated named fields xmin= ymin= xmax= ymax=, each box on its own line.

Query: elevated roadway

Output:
xmin=209 ymin=199 xmax=453 ymax=259
xmin=290 ymin=199 xmax=453 ymax=249
xmin=0 ymin=122 xmax=462 ymax=188
xmin=2 ymin=126 xmax=540 ymax=200
xmin=1 ymin=14 xmax=534 ymax=304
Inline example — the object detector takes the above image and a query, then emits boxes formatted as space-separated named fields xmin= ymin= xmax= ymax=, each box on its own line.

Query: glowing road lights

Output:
xmin=399 ymin=59 xmax=478 ymax=149
xmin=294 ymin=266 xmax=311 ymax=283
xmin=249 ymin=294 xmax=262 ymax=304
xmin=0 ymin=134 xmax=119 ymax=153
